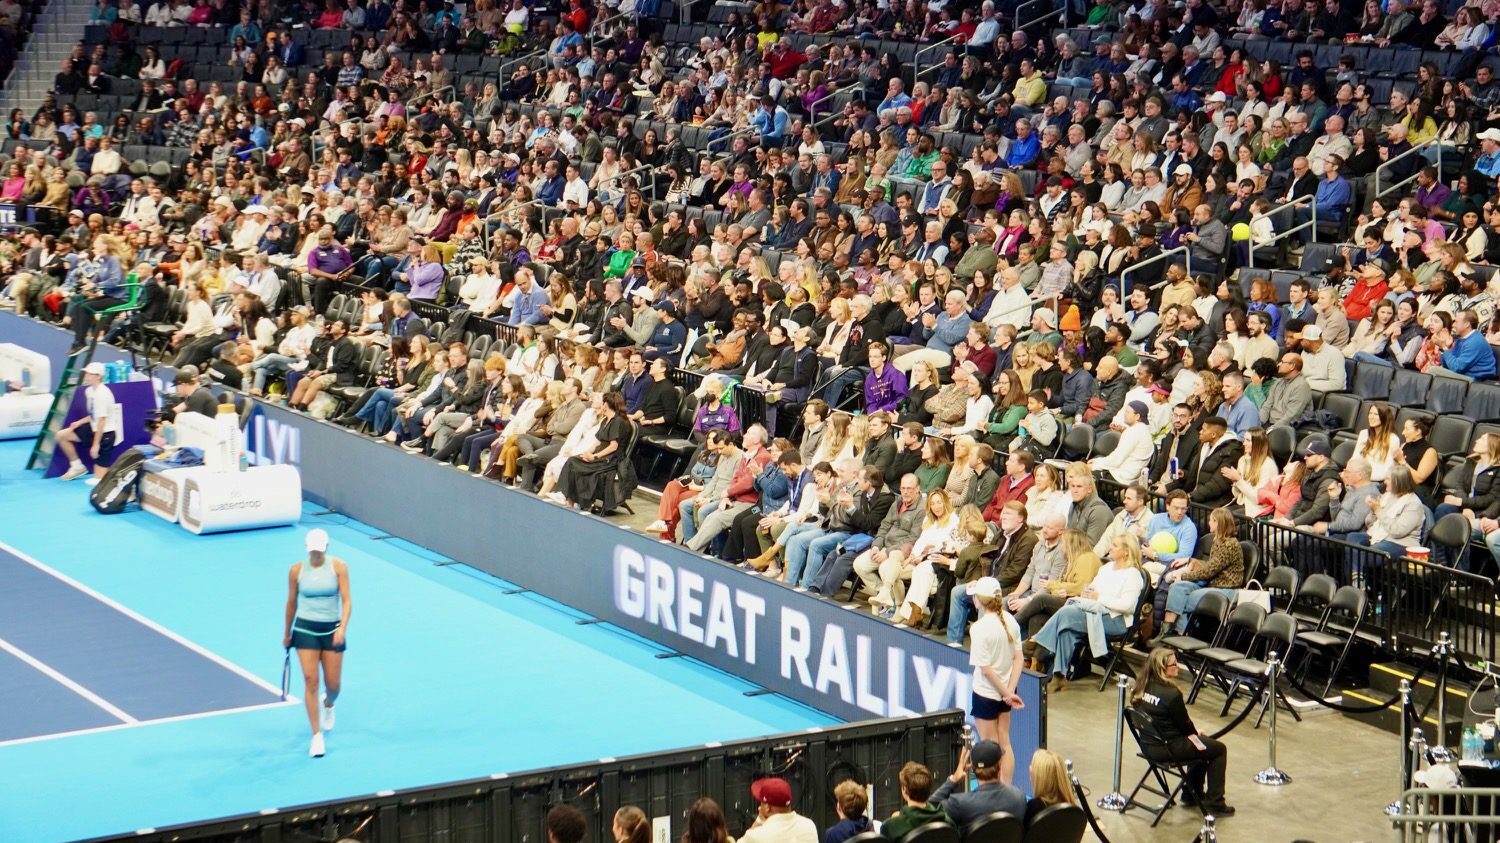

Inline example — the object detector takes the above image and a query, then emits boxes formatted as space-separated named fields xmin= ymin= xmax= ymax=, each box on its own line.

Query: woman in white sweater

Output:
xmin=169 ymin=283 xmax=215 ymax=350
xmin=1354 ymin=403 xmax=1402 ymax=484
xmin=1029 ymin=532 xmax=1146 ymax=691
xmin=877 ymin=490 xmax=963 ymax=622
xmin=1025 ymin=462 xmax=1071 ymax=530
xmin=1089 ymin=401 xmax=1155 ymax=484
xmin=1362 ymin=466 xmax=1427 ymax=560
xmin=1224 ymin=428 xmax=1279 ymax=517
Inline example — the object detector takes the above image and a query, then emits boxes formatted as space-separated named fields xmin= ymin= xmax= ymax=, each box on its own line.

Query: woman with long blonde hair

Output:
xmin=1031 ymin=533 xmax=1145 ymax=692
xmin=886 ymin=492 xmax=968 ymax=626
xmin=1226 ymin=427 xmax=1279 ymax=517
xmin=1026 ymin=749 xmax=1080 ymax=823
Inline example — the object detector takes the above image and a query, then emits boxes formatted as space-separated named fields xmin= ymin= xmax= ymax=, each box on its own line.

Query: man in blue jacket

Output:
xmin=1436 ymin=309 xmax=1498 ymax=381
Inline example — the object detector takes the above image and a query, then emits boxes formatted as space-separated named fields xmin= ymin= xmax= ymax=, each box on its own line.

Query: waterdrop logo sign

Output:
xmin=243 ymin=404 xmax=301 ymax=467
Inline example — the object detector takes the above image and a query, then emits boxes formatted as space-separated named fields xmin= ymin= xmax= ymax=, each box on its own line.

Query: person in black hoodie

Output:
xmin=1185 ymin=416 xmax=1244 ymax=511
xmin=756 ymin=322 xmax=818 ymax=435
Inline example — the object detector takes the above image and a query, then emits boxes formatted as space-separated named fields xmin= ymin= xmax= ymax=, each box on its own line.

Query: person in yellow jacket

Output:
xmin=1011 ymin=58 xmax=1047 ymax=108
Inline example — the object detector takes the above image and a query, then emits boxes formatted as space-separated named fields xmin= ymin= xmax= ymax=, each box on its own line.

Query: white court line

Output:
xmin=0 ymin=698 xmax=299 ymax=749
xmin=0 ymin=539 xmax=286 ymax=697
xmin=0 ymin=635 xmax=137 ymax=724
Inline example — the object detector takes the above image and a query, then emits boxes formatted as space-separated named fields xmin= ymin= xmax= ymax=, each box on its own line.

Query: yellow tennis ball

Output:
xmin=1149 ymin=532 xmax=1178 ymax=555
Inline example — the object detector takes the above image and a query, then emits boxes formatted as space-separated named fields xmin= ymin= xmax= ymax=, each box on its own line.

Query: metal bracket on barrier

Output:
xmin=370 ymin=534 xmax=398 ymax=541
xmin=654 ymin=651 xmax=688 ymax=660
xmin=311 ymin=509 xmax=337 ymax=517
xmin=743 ymin=688 xmax=775 ymax=697
xmin=575 ymin=618 xmax=607 ymax=626
xmin=499 ymin=587 xmax=529 ymax=595
xmin=431 ymin=559 xmax=462 ymax=567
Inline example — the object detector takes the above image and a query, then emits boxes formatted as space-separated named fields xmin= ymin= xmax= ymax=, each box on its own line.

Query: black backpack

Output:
xmin=89 ymin=449 xmax=147 ymax=514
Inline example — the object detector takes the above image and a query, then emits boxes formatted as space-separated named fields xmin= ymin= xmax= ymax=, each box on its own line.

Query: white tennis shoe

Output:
xmin=309 ymin=732 xmax=325 ymax=757
xmin=320 ymin=702 xmax=335 ymax=732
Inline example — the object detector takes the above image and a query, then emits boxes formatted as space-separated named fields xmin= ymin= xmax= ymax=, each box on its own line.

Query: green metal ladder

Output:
xmin=25 ymin=276 xmax=145 ymax=471
xmin=25 ymin=343 xmax=96 ymax=471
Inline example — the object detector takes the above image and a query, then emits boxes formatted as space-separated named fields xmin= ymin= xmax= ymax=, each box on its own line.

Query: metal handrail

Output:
xmin=1246 ymin=192 xmax=1318 ymax=272
xmin=1373 ymin=136 xmax=1441 ymax=202
xmin=1391 ymin=787 xmax=1500 ymax=843
xmin=480 ymin=197 xmax=548 ymax=257
xmin=708 ymin=124 xmax=756 ymax=152
xmin=498 ymin=47 xmax=547 ymax=82
xmin=1120 ymin=244 xmax=1192 ymax=295
xmin=406 ymin=84 xmax=455 ymax=118
xmin=597 ymin=161 xmax=656 ymax=201
xmin=912 ymin=33 xmax=962 ymax=85
xmin=1017 ymin=0 xmax=1066 ymax=30
xmin=678 ymin=0 xmax=704 ymax=24
xmin=806 ymin=86 xmax=841 ymax=126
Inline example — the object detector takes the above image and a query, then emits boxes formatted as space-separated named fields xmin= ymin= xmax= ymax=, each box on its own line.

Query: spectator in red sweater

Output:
xmin=984 ymin=449 xmax=1036 ymax=521
xmin=1344 ymin=261 xmax=1390 ymax=323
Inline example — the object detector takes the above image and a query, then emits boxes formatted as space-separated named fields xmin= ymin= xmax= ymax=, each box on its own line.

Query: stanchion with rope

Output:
xmin=1280 ymin=640 xmax=1438 ymax=713
xmin=1099 ymin=674 xmax=1130 ymax=812
xmin=1253 ymin=651 xmax=1291 ymax=786
xmin=1427 ymin=632 xmax=1455 ymax=763
xmin=1193 ymin=813 xmax=1219 ymax=843
xmin=1067 ymin=759 xmax=1116 ymax=843
xmin=1386 ymin=679 xmax=1414 ymax=816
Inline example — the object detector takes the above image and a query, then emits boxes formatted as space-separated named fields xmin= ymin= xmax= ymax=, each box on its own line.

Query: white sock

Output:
xmin=69 ymin=459 xmax=83 ymax=470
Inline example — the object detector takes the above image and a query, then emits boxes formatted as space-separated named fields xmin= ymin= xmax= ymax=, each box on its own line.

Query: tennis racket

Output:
xmin=280 ymin=647 xmax=291 ymax=700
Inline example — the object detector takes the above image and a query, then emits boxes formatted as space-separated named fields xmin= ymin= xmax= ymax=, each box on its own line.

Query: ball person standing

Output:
xmin=283 ymin=528 xmax=351 ymax=758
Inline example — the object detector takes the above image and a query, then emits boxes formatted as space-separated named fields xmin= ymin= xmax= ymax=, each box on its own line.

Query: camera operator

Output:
xmin=168 ymin=366 xmax=219 ymax=418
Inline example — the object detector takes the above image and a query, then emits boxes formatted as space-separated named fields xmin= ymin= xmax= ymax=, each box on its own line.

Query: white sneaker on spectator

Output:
xmin=84 ymin=477 xmax=100 ymax=487
xmin=545 ymin=492 xmax=567 ymax=504
xmin=309 ymin=732 xmax=325 ymax=757
xmin=645 ymin=519 xmax=668 ymax=532
xmin=60 ymin=464 xmax=87 ymax=481
xmin=320 ymin=702 xmax=335 ymax=732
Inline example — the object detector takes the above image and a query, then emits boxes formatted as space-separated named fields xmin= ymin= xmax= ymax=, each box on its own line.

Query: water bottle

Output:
xmin=1463 ymin=727 xmax=1477 ymax=762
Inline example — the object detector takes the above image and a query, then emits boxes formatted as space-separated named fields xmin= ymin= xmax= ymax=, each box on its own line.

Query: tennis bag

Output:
xmin=89 ymin=448 xmax=147 ymax=514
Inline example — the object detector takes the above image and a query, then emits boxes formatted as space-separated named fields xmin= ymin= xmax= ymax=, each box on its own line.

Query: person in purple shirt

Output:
xmin=506 ymin=265 xmax=550 ymax=326
xmin=862 ymin=342 xmax=908 ymax=413
xmin=403 ymin=242 xmax=446 ymax=302
xmin=1414 ymin=166 xmax=1451 ymax=213
xmin=306 ymin=227 xmax=354 ymax=315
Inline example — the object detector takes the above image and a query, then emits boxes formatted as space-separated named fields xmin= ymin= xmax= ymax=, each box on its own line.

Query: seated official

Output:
xmin=1131 ymin=648 xmax=1234 ymax=816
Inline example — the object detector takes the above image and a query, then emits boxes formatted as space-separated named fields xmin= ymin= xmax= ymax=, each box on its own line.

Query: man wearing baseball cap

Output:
xmin=931 ymin=740 xmax=1026 ymax=825
xmin=56 ymin=361 xmax=122 ymax=482
xmin=741 ymin=777 xmax=817 ymax=843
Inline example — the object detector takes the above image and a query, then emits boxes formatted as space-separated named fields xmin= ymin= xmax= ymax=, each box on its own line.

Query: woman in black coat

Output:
xmin=1131 ymin=648 xmax=1234 ymax=816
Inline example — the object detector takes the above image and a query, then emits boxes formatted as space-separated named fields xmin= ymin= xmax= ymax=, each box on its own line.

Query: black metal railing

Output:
xmin=81 ymin=710 xmax=966 ymax=843
xmin=1095 ymin=478 xmax=1497 ymax=663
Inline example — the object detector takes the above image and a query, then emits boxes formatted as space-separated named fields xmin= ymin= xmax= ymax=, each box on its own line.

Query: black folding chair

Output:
xmin=1124 ymin=708 xmax=1205 ymax=827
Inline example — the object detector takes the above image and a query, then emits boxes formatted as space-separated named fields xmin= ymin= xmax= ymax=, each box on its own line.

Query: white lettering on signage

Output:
xmin=248 ymin=413 xmax=301 ymax=466
xmin=612 ymin=546 xmax=964 ymax=714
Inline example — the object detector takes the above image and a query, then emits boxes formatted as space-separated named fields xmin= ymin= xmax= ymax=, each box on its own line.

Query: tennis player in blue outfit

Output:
xmin=282 ymin=528 xmax=352 ymax=758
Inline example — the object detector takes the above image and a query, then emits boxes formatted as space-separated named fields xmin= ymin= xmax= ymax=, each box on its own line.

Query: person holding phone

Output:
xmin=282 ymin=528 xmax=352 ymax=758
xmin=1131 ymin=648 xmax=1234 ymax=816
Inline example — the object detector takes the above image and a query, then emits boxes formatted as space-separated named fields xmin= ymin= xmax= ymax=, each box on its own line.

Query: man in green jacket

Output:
xmin=880 ymin=762 xmax=950 ymax=839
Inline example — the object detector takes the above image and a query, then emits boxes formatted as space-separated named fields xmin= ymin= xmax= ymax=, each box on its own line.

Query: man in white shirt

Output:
xmin=120 ymin=178 xmax=159 ymax=229
xmin=985 ymin=266 xmax=1032 ymax=331
xmin=1090 ymin=401 xmax=1155 ymax=484
xmin=1299 ymin=325 xmax=1347 ymax=391
xmin=740 ymin=778 xmax=818 ymax=843
xmin=244 ymin=252 xmax=284 ymax=309
xmin=57 ymin=362 xmax=123 ymax=481
xmin=561 ymin=162 xmax=590 ymax=210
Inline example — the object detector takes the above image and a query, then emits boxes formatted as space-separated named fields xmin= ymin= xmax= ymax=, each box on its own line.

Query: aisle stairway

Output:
xmin=0 ymin=0 xmax=87 ymax=119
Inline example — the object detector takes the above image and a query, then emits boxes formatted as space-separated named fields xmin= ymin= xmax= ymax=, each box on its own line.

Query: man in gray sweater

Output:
xmin=843 ymin=474 xmax=927 ymax=600
xmin=1260 ymin=353 xmax=1313 ymax=427
xmin=1185 ymin=204 xmax=1227 ymax=268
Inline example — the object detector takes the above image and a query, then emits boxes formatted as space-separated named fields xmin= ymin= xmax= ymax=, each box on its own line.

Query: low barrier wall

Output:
xmin=85 ymin=711 xmax=969 ymax=843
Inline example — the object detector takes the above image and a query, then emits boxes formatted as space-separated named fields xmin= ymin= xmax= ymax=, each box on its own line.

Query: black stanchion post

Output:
xmin=1430 ymin=632 xmax=1455 ymax=763
xmin=1254 ymin=651 xmax=1291 ymax=786
xmin=1386 ymin=679 xmax=1414 ymax=815
xmin=1099 ymin=674 xmax=1130 ymax=811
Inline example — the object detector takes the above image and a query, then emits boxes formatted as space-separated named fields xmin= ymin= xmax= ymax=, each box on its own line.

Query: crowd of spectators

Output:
xmin=2 ymin=0 xmax=1499 ymax=650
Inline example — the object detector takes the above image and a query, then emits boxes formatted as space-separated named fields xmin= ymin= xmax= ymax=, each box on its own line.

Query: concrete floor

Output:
xmin=605 ymin=491 xmax=1403 ymax=843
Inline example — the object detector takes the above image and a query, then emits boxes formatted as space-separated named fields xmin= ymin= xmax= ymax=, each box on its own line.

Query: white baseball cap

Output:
xmin=305 ymin=528 xmax=330 ymax=553
xmin=82 ymin=362 xmax=105 ymax=376
xmin=1173 ymin=163 xmax=1194 ymax=177
xmin=1480 ymin=128 xmax=1500 ymax=143
xmin=967 ymin=576 xmax=1004 ymax=598
xmin=1302 ymin=325 xmax=1323 ymax=341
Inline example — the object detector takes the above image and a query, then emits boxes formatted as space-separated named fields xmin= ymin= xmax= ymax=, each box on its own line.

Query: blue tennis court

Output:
xmin=0 ymin=547 xmax=288 ymax=743
xmin=0 ymin=440 xmax=835 ymax=843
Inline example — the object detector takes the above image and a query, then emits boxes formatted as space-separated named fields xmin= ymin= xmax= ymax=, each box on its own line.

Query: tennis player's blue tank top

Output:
xmin=296 ymin=560 xmax=341 ymax=622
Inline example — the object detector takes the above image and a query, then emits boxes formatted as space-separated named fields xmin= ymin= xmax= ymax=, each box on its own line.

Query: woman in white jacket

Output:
xmin=1030 ymin=532 xmax=1147 ymax=691
xmin=1026 ymin=462 xmax=1071 ymax=530
xmin=874 ymin=489 xmax=962 ymax=621
xmin=1362 ymin=466 xmax=1427 ymax=561
xmin=1354 ymin=402 xmax=1402 ymax=484
xmin=1224 ymin=428 xmax=1280 ymax=517
xmin=1089 ymin=401 xmax=1154 ymax=484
